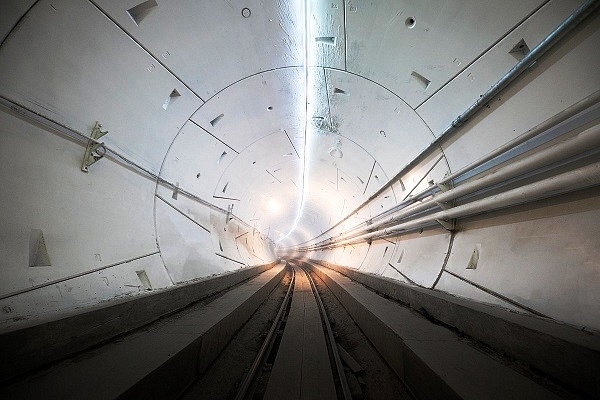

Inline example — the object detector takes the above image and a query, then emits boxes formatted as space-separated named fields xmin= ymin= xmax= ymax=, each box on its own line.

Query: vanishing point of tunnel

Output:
xmin=1 ymin=0 xmax=600 ymax=399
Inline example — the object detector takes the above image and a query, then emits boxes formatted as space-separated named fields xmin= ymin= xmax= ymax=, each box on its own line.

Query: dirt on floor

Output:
xmin=180 ymin=266 xmax=414 ymax=400
xmin=179 ymin=270 xmax=293 ymax=400
xmin=307 ymin=268 xmax=415 ymax=400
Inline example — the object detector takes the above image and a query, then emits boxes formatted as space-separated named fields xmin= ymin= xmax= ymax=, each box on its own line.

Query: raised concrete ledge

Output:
xmin=304 ymin=262 xmax=562 ymax=400
xmin=0 ymin=262 xmax=278 ymax=383
xmin=0 ymin=264 xmax=286 ymax=400
xmin=307 ymin=260 xmax=600 ymax=399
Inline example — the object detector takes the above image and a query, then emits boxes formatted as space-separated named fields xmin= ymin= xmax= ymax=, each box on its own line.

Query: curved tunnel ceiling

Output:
xmin=0 ymin=0 xmax=555 ymax=246
xmin=1 ymin=0 xmax=600 ymax=329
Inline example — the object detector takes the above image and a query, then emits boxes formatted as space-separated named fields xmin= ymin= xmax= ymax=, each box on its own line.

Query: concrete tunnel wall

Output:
xmin=0 ymin=0 xmax=599 ymax=333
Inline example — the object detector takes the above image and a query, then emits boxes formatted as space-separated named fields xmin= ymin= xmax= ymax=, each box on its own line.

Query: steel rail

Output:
xmin=299 ymin=263 xmax=353 ymax=400
xmin=234 ymin=265 xmax=295 ymax=400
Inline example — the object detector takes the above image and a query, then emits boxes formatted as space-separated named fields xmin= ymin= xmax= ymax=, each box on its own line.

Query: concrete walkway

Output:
xmin=306 ymin=262 xmax=562 ymax=400
xmin=0 ymin=264 xmax=286 ymax=400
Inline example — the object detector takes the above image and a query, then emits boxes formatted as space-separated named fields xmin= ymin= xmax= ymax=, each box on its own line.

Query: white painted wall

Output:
xmin=0 ymin=0 xmax=277 ymax=327
xmin=0 ymin=0 xmax=599 ymax=333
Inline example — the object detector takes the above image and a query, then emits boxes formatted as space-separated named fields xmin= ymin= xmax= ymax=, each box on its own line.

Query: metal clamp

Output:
xmin=81 ymin=121 xmax=108 ymax=172
xmin=435 ymin=175 xmax=456 ymax=230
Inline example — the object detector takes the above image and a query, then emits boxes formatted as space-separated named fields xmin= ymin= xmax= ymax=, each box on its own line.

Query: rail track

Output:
xmin=235 ymin=262 xmax=352 ymax=400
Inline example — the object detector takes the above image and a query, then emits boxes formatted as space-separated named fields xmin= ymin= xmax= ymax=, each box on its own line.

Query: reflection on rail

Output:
xmin=235 ymin=262 xmax=351 ymax=400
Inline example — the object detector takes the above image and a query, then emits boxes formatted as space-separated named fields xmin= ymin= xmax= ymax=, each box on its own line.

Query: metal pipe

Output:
xmin=439 ymin=89 xmax=600 ymax=185
xmin=329 ymin=155 xmax=445 ymax=242
xmin=447 ymin=0 xmax=600 ymax=131
xmin=322 ymin=89 xmax=600 ymax=248
xmin=317 ymin=124 xmax=600 ymax=248
xmin=0 ymin=251 xmax=160 ymax=301
xmin=0 ymin=95 xmax=263 ymax=235
xmin=337 ymin=161 xmax=600 ymax=247
xmin=302 ymin=0 xmax=600 ymax=246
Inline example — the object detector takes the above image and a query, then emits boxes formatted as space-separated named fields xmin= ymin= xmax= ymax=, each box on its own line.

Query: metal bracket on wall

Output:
xmin=435 ymin=218 xmax=455 ymax=231
xmin=436 ymin=180 xmax=452 ymax=193
xmin=436 ymin=175 xmax=455 ymax=230
xmin=81 ymin=121 xmax=108 ymax=172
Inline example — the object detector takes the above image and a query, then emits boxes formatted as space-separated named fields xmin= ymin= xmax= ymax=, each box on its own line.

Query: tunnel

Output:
xmin=1 ymin=0 xmax=600 ymax=399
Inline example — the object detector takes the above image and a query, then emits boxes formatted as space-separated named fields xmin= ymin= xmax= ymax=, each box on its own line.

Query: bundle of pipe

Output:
xmin=298 ymin=118 xmax=600 ymax=250
xmin=292 ymin=0 xmax=600 ymax=251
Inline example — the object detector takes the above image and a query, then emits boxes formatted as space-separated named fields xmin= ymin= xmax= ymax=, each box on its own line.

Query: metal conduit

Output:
xmin=334 ymin=161 xmax=600 ymax=247
xmin=324 ymin=124 xmax=600 ymax=245
xmin=304 ymin=0 xmax=600 ymax=246
xmin=329 ymin=90 xmax=600 ymax=247
xmin=0 ymin=96 xmax=262 ymax=234
xmin=446 ymin=0 xmax=600 ymax=131
xmin=438 ymin=89 xmax=600 ymax=185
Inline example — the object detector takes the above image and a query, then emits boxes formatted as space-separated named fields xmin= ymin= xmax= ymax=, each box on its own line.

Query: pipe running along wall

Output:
xmin=0 ymin=0 xmax=599 ymax=333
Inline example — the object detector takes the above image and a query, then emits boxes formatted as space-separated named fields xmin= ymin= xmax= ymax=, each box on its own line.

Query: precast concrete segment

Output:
xmin=0 ymin=262 xmax=278 ymax=383
xmin=309 ymin=260 xmax=600 ymax=399
xmin=0 ymin=265 xmax=286 ymax=400
xmin=304 ymin=263 xmax=562 ymax=400
xmin=264 ymin=266 xmax=337 ymax=400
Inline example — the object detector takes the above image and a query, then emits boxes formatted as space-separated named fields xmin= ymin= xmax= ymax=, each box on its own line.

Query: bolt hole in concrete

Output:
xmin=267 ymin=106 xmax=273 ymax=111
xmin=406 ymin=16 xmax=416 ymax=28
xmin=241 ymin=7 xmax=251 ymax=18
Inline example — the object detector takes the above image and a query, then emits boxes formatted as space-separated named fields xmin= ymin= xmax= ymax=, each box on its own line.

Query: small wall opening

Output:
xmin=411 ymin=71 xmax=431 ymax=90
xmin=136 ymin=270 xmax=153 ymax=290
xmin=162 ymin=89 xmax=181 ymax=110
xmin=29 ymin=229 xmax=51 ymax=267
xmin=127 ymin=0 xmax=158 ymax=26
xmin=210 ymin=113 xmax=225 ymax=127
xmin=315 ymin=36 xmax=336 ymax=46
xmin=466 ymin=245 xmax=480 ymax=269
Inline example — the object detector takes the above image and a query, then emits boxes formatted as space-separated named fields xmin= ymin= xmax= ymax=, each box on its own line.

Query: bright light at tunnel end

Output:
xmin=267 ymin=198 xmax=281 ymax=214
